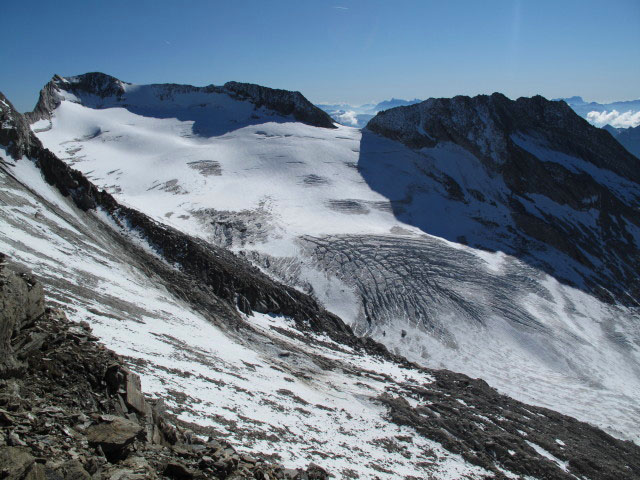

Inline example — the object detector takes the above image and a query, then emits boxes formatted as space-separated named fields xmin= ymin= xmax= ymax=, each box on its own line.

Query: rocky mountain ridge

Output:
xmin=367 ymin=93 xmax=638 ymax=179
xmin=365 ymin=93 xmax=640 ymax=306
xmin=614 ymin=124 xmax=640 ymax=158
xmin=26 ymin=72 xmax=336 ymax=130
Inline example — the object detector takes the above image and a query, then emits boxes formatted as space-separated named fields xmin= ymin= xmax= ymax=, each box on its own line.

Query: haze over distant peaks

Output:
xmin=556 ymin=95 xmax=640 ymax=129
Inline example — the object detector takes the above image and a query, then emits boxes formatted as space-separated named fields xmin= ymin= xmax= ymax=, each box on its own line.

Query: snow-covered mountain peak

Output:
xmin=28 ymin=72 xmax=336 ymax=130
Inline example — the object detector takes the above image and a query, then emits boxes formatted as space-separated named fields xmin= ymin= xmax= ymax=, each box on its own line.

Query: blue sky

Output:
xmin=2 ymin=0 xmax=639 ymax=112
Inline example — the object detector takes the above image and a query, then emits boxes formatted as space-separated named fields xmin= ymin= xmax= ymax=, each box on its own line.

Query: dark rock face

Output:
xmin=86 ymin=416 xmax=144 ymax=462
xmin=364 ymin=94 xmax=640 ymax=305
xmin=0 ymin=254 xmax=44 ymax=378
xmin=0 ymin=446 xmax=44 ymax=479
xmin=0 ymin=93 xmax=41 ymax=159
xmin=224 ymin=81 xmax=336 ymax=129
xmin=367 ymin=93 xmax=638 ymax=181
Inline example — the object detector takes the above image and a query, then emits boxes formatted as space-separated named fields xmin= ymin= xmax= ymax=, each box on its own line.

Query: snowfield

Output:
xmin=23 ymin=81 xmax=640 ymax=448
xmin=1 ymin=149 xmax=494 ymax=479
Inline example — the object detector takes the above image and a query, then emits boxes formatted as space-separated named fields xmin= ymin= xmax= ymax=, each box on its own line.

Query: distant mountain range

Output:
xmin=557 ymin=96 xmax=640 ymax=118
xmin=603 ymin=123 xmax=640 ymax=158
xmin=556 ymin=96 xmax=640 ymax=130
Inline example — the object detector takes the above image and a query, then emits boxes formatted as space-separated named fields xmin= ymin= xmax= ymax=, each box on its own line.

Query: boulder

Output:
xmin=86 ymin=416 xmax=143 ymax=462
xmin=46 ymin=459 xmax=91 ymax=480
xmin=163 ymin=461 xmax=194 ymax=479
xmin=124 ymin=371 xmax=147 ymax=415
xmin=0 ymin=446 xmax=42 ymax=480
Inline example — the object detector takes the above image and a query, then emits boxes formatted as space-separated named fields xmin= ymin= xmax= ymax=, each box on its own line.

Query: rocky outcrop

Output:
xmin=223 ymin=81 xmax=336 ymax=129
xmin=0 ymin=259 xmax=329 ymax=479
xmin=26 ymin=72 xmax=128 ymax=123
xmin=0 ymin=253 xmax=44 ymax=378
xmin=0 ymin=93 xmax=41 ymax=159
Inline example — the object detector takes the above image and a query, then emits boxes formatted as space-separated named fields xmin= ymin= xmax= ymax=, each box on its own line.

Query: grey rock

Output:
xmin=86 ymin=417 xmax=143 ymax=462
xmin=0 ymin=446 xmax=36 ymax=479
xmin=124 ymin=371 xmax=147 ymax=415
xmin=0 ymin=262 xmax=44 ymax=378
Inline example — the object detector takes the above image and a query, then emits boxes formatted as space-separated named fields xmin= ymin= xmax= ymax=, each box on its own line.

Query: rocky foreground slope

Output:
xmin=2 ymin=84 xmax=640 ymax=478
xmin=0 ymin=257 xmax=328 ymax=479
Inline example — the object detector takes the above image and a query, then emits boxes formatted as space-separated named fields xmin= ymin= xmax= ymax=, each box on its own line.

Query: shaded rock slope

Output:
xmin=2 ymin=90 xmax=640 ymax=478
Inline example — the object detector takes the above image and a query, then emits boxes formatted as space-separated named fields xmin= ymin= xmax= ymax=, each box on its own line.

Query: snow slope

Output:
xmin=31 ymin=77 xmax=640 ymax=446
xmin=1 ymin=149 xmax=495 ymax=479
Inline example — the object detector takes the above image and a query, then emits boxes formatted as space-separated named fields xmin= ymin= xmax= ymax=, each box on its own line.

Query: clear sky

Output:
xmin=2 ymin=0 xmax=639 ymax=112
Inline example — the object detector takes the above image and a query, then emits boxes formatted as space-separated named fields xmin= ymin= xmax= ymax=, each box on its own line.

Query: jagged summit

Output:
xmin=1 ymin=92 xmax=42 ymax=159
xmin=27 ymin=72 xmax=336 ymax=129
xmin=366 ymin=92 xmax=638 ymax=181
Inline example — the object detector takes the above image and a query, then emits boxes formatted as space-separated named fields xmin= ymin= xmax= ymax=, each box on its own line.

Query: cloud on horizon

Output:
xmin=586 ymin=110 xmax=640 ymax=128
xmin=336 ymin=110 xmax=359 ymax=126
